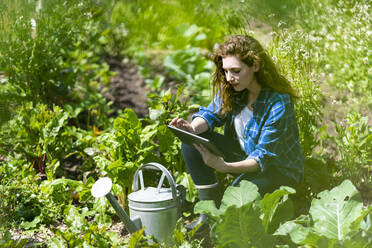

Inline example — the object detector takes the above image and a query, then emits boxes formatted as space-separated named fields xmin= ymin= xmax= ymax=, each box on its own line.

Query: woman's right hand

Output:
xmin=169 ymin=118 xmax=196 ymax=134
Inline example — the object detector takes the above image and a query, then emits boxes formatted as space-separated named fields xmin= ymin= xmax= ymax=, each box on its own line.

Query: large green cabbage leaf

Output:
xmin=194 ymin=180 xmax=261 ymax=218
xmin=261 ymin=186 xmax=296 ymax=234
xmin=310 ymin=179 xmax=363 ymax=240
xmin=194 ymin=180 xmax=296 ymax=247
xmin=275 ymin=180 xmax=372 ymax=247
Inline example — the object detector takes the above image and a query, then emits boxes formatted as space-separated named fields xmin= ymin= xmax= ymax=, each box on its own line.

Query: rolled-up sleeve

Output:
xmin=192 ymin=95 xmax=227 ymax=130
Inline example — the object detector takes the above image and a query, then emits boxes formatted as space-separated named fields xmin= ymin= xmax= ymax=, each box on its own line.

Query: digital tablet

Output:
xmin=167 ymin=125 xmax=223 ymax=157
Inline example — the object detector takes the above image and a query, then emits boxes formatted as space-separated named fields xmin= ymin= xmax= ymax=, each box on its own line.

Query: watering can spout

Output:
xmin=91 ymin=177 xmax=140 ymax=234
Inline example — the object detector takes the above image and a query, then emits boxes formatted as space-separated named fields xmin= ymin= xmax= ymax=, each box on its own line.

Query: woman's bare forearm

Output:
xmin=190 ymin=117 xmax=209 ymax=134
xmin=224 ymin=159 xmax=260 ymax=173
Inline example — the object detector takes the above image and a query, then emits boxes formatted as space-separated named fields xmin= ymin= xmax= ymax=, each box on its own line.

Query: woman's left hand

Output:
xmin=193 ymin=144 xmax=228 ymax=173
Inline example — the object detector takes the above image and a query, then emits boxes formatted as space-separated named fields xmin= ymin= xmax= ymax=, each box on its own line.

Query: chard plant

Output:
xmin=88 ymin=85 xmax=199 ymax=204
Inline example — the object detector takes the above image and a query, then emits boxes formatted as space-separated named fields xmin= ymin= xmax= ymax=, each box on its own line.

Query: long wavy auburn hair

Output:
xmin=211 ymin=35 xmax=299 ymax=114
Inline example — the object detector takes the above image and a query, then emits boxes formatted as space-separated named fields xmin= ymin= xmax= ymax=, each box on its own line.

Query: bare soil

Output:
xmin=102 ymin=56 xmax=148 ymax=118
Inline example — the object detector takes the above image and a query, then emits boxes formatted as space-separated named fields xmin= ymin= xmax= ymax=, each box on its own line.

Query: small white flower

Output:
xmin=326 ymin=34 xmax=335 ymax=41
xmin=30 ymin=18 xmax=37 ymax=38
xmin=30 ymin=18 xmax=36 ymax=30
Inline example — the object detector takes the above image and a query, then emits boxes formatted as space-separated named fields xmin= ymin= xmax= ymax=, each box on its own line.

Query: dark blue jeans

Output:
xmin=181 ymin=131 xmax=297 ymax=196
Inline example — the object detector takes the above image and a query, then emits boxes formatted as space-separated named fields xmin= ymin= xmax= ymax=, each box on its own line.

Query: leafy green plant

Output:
xmin=276 ymin=180 xmax=372 ymax=247
xmin=194 ymin=179 xmax=371 ymax=247
xmin=0 ymin=230 xmax=27 ymax=248
xmin=195 ymin=180 xmax=296 ymax=247
xmin=0 ymin=0 xmax=114 ymax=130
xmin=49 ymin=205 xmax=123 ymax=248
xmin=110 ymin=0 xmax=227 ymax=52
xmin=90 ymin=106 xmax=186 ymax=205
xmin=163 ymin=47 xmax=214 ymax=105
xmin=0 ymin=103 xmax=69 ymax=177
xmin=172 ymin=218 xmax=203 ymax=248
xmin=269 ymin=30 xmax=323 ymax=157
xmin=331 ymin=112 xmax=372 ymax=189
xmin=0 ymin=102 xmax=99 ymax=228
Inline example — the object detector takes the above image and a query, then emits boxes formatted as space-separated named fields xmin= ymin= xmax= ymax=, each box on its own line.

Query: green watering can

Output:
xmin=91 ymin=162 xmax=186 ymax=242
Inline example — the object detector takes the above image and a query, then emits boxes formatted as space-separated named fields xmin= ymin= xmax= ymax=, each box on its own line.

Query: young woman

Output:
xmin=170 ymin=35 xmax=304 ymax=230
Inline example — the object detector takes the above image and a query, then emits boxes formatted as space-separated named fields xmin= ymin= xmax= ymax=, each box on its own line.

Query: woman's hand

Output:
xmin=194 ymin=144 xmax=260 ymax=174
xmin=169 ymin=118 xmax=196 ymax=133
xmin=193 ymin=144 xmax=228 ymax=173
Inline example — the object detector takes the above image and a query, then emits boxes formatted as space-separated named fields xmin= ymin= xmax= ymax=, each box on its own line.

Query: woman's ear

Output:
xmin=253 ymin=60 xmax=260 ymax=72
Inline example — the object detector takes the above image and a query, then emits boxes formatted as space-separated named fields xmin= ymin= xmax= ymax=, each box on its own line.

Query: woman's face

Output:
xmin=222 ymin=55 xmax=259 ymax=92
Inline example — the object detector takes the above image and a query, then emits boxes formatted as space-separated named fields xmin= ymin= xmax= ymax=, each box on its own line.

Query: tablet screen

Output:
xmin=167 ymin=125 xmax=223 ymax=156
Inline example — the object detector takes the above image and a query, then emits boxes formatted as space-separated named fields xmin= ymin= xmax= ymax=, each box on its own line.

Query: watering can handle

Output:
xmin=133 ymin=162 xmax=178 ymax=199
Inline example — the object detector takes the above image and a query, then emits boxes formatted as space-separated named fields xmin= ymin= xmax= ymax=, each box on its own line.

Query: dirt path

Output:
xmin=103 ymin=57 xmax=148 ymax=118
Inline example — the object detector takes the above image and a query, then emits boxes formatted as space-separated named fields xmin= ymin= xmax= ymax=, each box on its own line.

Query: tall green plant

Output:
xmin=0 ymin=0 xmax=113 ymax=129
xmin=269 ymin=30 xmax=323 ymax=157
xmin=332 ymin=113 xmax=372 ymax=189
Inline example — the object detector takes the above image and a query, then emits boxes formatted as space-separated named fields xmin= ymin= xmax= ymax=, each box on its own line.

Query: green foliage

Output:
xmin=172 ymin=218 xmax=203 ymax=248
xmin=0 ymin=103 xmax=69 ymax=175
xmin=0 ymin=0 xmax=93 ymax=102
xmin=299 ymin=0 xmax=371 ymax=110
xmin=110 ymin=0 xmax=227 ymax=52
xmin=194 ymin=180 xmax=371 ymax=247
xmin=122 ymin=228 xmax=161 ymax=248
xmin=0 ymin=0 xmax=116 ymax=233
xmin=0 ymin=0 xmax=114 ymax=130
xmin=217 ymin=204 xmax=275 ymax=248
xmin=163 ymin=48 xmax=214 ymax=105
xmin=175 ymin=172 xmax=197 ymax=203
xmin=49 ymin=205 xmax=123 ymax=248
xmin=261 ymin=187 xmax=296 ymax=234
xmin=87 ymin=85 xmax=197 ymax=202
xmin=276 ymin=180 xmax=372 ymax=247
xmin=269 ymin=30 xmax=323 ymax=157
xmin=331 ymin=112 xmax=372 ymax=188
xmin=195 ymin=181 xmax=295 ymax=247
xmin=0 ymin=230 xmax=27 ymax=248
xmin=0 ymin=0 xmax=371 ymax=246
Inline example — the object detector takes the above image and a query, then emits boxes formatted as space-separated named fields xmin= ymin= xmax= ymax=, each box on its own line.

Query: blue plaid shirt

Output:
xmin=192 ymin=88 xmax=304 ymax=183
